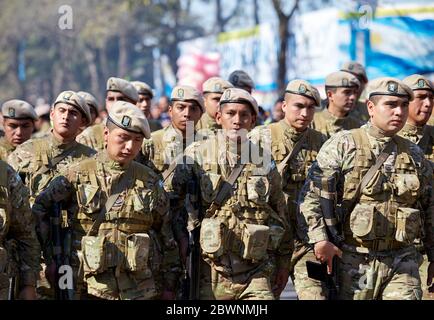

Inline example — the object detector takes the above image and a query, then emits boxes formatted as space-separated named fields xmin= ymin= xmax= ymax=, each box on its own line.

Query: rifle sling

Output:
xmin=86 ymin=165 xmax=134 ymax=237
xmin=277 ymin=133 xmax=308 ymax=174
xmin=162 ymin=154 xmax=184 ymax=182
xmin=37 ymin=147 xmax=76 ymax=175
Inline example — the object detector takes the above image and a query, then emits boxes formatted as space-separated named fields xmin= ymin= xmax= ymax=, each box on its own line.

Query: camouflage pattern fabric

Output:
xmin=76 ymin=123 xmax=105 ymax=152
xmin=311 ymin=107 xmax=363 ymax=139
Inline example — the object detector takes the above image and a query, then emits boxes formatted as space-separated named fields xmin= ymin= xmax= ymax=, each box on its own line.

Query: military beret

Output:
xmin=106 ymin=77 xmax=139 ymax=103
xmin=1 ymin=99 xmax=38 ymax=121
xmin=54 ymin=91 xmax=92 ymax=125
xmin=228 ymin=70 xmax=255 ymax=90
xmin=402 ymin=74 xmax=433 ymax=93
xmin=131 ymin=81 xmax=154 ymax=98
xmin=77 ymin=91 xmax=99 ymax=113
xmin=368 ymin=77 xmax=414 ymax=101
xmin=35 ymin=103 xmax=51 ymax=117
xmin=219 ymin=88 xmax=259 ymax=115
xmin=107 ymin=101 xmax=151 ymax=139
xmin=171 ymin=85 xmax=205 ymax=112
xmin=325 ymin=71 xmax=361 ymax=88
xmin=341 ymin=61 xmax=368 ymax=83
xmin=285 ymin=79 xmax=321 ymax=106
xmin=202 ymin=77 xmax=234 ymax=94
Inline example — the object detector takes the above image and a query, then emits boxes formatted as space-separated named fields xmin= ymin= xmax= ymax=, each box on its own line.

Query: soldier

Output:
xmin=131 ymin=81 xmax=162 ymax=133
xmin=250 ymin=80 xmax=327 ymax=299
xmin=196 ymin=77 xmax=233 ymax=136
xmin=8 ymin=91 xmax=96 ymax=203
xmin=32 ymin=103 xmax=52 ymax=139
xmin=0 ymin=100 xmax=38 ymax=161
xmin=77 ymin=77 xmax=139 ymax=152
xmin=169 ymin=88 xmax=293 ymax=300
xmin=141 ymin=85 xmax=204 ymax=173
xmin=32 ymin=101 xmax=179 ymax=300
xmin=299 ymin=77 xmax=434 ymax=300
xmin=341 ymin=61 xmax=370 ymax=122
xmin=78 ymin=91 xmax=99 ymax=126
xmin=228 ymin=70 xmax=255 ymax=94
xmin=399 ymin=74 xmax=434 ymax=299
xmin=312 ymin=71 xmax=363 ymax=138
xmin=0 ymin=161 xmax=40 ymax=300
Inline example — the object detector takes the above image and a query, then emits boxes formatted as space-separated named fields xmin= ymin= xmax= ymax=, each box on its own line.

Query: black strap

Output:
xmin=37 ymin=148 xmax=76 ymax=175
xmin=277 ymin=133 xmax=308 ymax=174
xmin=86 ymin=165 xmax=134 ymax=237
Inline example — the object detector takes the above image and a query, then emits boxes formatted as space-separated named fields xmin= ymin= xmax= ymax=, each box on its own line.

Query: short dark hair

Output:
xmin=325 ymin=86 xmax=338 ymax=94
xmin=368 ymin=95 xmax=382 ymax=105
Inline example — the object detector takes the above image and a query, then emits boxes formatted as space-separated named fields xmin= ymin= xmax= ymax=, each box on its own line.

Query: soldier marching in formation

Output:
xmin=0 ymin=62 xmax=433 ymax=301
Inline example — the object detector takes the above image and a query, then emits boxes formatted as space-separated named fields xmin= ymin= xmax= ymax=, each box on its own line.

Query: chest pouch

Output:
xmin=81 ymin=235 xmax=107 ymax=275
xmin=200 ymin=218 xmax=225 ymax=259
xmin=240 ymin=223 xmax=270 ymax=262
xmin=395 ymin=207 xmax=422 ymax=244
xmin=125 ymin=233 xmax=150 ymax=272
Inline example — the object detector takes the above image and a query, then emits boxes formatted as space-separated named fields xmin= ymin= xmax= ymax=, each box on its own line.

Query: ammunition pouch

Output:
xmin=240 ymin=223 xmax=269 ymax=262
xmin=81 ymin=235 xmax=107 ymax=275
xmin=125 ymin=233 xmax=150 ymax=272
xmin=200 ymin=218 xmax=225 ymax=259
xmin=395 ymin=207 xmax=422 ymax=244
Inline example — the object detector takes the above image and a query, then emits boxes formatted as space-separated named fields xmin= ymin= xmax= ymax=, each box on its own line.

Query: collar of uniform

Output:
xmin=323 ymin=107 xmax=350 ymax=123
xmin=50 ymin=132 xmax=78 ymax=150
xmin=402 ymin=122 xmax=424 ymax=137
xmin=279 ymin=119 xmax=307 ymax=141
xmin=365 ymin=122 xmax=393 ymax=141
xmin=100 ymin=150 xmax=131 ymax=171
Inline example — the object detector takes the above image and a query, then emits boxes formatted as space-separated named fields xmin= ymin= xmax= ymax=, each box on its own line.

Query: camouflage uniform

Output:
xmin=76 ymin=123 xmax=105 ymax=152
xmin=251 ymin=119 xmax=327 ymax=299
xmin=196 ymin=112 xmax=220 ymax=137
xmin=0 ymin=161 xmax=40 ymax=299
xmin=8 ymin=133 xmax=96 ymax=204
xmin=299 ymin=122 xmax=434 ymax=300
xmin=399 ymin=123 xmax=434 ymax=163
xmin=0 ymin=137 xmax=15 ymax=161
xmin=32 ymin=151 xmax=179 ymax=300
xmin=169 ymin=129 xmax=293 ymax=300
xmin=312 ymin=108 xmax=363 ymax=139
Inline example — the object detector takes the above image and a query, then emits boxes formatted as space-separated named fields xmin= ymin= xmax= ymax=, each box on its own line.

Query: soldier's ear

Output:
xmin=215 ymin=109 xmax=222 ymax=125
xmin=366 ymin=100 xmax=375 ymax=118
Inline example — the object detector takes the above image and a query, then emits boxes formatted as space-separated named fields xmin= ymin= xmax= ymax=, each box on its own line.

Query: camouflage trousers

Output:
xmin=291 ymin=249 xmax=328 ymax=300
xmin=208 ymin=266 xmax=274 ymax=300
xmin=338 ymin=246 xmax=423 ymax=300
xmin=419 ymin=255 xmax=434 ymax=300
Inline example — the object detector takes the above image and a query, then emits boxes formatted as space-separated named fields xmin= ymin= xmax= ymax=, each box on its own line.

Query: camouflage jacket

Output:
xmin=0 ymin=161 xmax=40 ymax=295
xmin=195 ymin=112 xmax=221 ymax=138
xmin=312 ymin=107 xmax=363 ymax=139
xmin=249 ymin=120 xmax=326 ymax=247
xmin=168 ymin=134 xmax=294 ymax=274
xmin=349 ymin=100 xmax=370 ymax=123
xmin=76 ymin=123 xmax=105 ymax=152
xmin=299 ymin=122 xmax=434 ymax=261
xmin=398 ymin=123 xmax=434 ymax=162
xmin=0 ymin=137 xmax=15 ymax=161
xmin=8 ymin=133 xmax=96 ymax=202
xmin=32 ymin=152 xmax=180 ymax=299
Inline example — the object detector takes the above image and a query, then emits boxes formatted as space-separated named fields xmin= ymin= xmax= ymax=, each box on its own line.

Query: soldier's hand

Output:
xmin=314 ymin=240 xmax=342 ymax=274
xmin=427 ymin=261 xmax=434 ymax=293
xmin=272 ymin=267 xmax=290 ymax=298
xmin=45 ymin=261 xmax=57 ymax=288
xmin=18 ymin=286 xmax=37 ymax=300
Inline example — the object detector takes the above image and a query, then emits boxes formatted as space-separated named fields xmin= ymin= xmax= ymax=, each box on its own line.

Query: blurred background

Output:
xmin=0 ymin=0 xmax=433 ymax=112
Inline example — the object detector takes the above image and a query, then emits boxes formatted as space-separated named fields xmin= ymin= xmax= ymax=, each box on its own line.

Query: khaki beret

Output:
xmin=107 ymin=101 xmax=150 ymax=139
xmin=402 ymin=74 xmax=433 ymax=93
xmin=106 ymin=77 xmax=139 ymax=103
xmin=285 ymin=79 xmax=321 ymax=106
xmin=1 ymin=99 xmax=38 ymax=121
xmin=368 ymin=77 xmax=414 ymax=101
xmin=325 ymin=71 xmax=361 ymax=88
xmin=202 ymin=77 xmax=234 ymax=94
xmin=77 ymin=91 xmax=99 ymax=113
xmin=54 ymin=91 xmax=92 ymax=125
xmin=341 ymin=61 xmax=368 ymax=83
xmin=228 ymin=70 xmax=255 ymax=90
xmin=171 ymin=85 xmax=205 ymax=112
xmin=219 ymin=88 xmax=259 ymax=115
xmin=131 ymin=81 xmax=154 ymax=98
xmin=35 ymin=103 xmax=51 ymax=117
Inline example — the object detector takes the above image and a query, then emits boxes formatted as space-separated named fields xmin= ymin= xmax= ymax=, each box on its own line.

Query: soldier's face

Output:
xmin=407 ymin=89 xmax=434 ymax=127
xmin=328 ymin=87 xmax=358 ymax=113
xmin=51 ymin=103 xmax=86 ymax=139
xmin=137 ymin=94 xmax=152 ymax=118
xmin=368 ymin=96 xmax=409 ymax=135
xmin=106 ymin=91 xmax=135 ymax=112
xmin=104 ymin=127 xmax=144 ymax=165
xmin=169 ymin=101 xmax=202 ymax=133
xmin=204 ymin=93 xmax=222 ymax=118
xmin=282 ymin=94 xmax=316 ymax=132
xmin=216 ymin=103 xmax=256 ymax=142
xmin=3 ymin=118 xmax=34 ymax=147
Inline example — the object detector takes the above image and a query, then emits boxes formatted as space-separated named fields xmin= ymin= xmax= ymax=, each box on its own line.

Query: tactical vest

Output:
xmin=313 ymin=110 xmax=361 ymax=138
xmin=73 ymin=159 xmax=161 ymax=275
xmin=269 ymin=124 xmax=322 ymax=195
xmin=198 ymin=145 xmax=286 ymax=275
xmin=342 ymin=129 xmax=422 ymax=247
xmin=77 ymin=123 xmax=105 ymax=152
